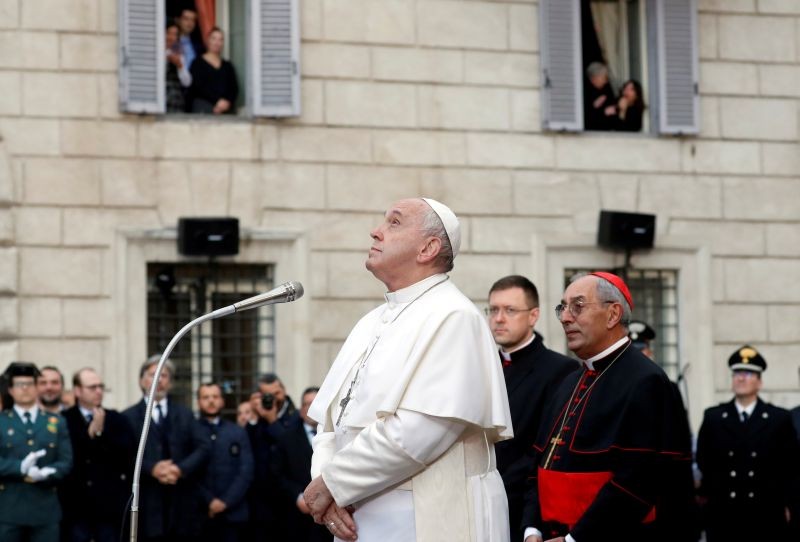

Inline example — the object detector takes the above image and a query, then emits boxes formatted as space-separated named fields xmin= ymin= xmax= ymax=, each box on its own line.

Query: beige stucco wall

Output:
xmin=0 ymin=0 xmax=798 ymax=428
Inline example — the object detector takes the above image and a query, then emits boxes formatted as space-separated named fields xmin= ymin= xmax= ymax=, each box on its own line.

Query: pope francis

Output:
xmin=304 ymin=198 xmax=513 ymax=542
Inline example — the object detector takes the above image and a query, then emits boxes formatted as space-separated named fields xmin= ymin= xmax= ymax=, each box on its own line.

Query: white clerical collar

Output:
xmin=13 ymin=404 xmax=38 ymax=423
xmin=582 ymin=336 xmax=630 ymax=371
xmin=385 ymin=274 xmax=448 ymax=308
xmin=500 ymin=333 xmax=536 ymax=356
xmin=735 ymin=400 xmax=757 ymax=418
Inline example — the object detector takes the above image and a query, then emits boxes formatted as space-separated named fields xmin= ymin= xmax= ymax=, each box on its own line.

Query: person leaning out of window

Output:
xmin=188 ymin=27 xmax=239 ymax=115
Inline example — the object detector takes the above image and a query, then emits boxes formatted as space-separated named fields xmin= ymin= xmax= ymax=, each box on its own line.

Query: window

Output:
xmin=564 ymin=268 xmax=682 ymax=381
xmin=147 ymin=262 xmax=275 ymax=416
xmin=118 ymin=0 xmax=300 ymax=117
xmin=540 ymin=0 xmax=698 ymax=134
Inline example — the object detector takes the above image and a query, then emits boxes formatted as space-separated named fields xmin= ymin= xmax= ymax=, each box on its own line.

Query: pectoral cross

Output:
xmin=543 ymin=434 xmax=565 ymax=469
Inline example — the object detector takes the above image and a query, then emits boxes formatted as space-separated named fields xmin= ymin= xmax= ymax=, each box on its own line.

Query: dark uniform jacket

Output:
xmin=494 ymin=333 xmax=576 ymax=540
xmin=271 ymin=417 xmax=331 ymax=542
xmin=60 ymin=406 xmax=135 ymax=527
xmin=198 ymin=418 xmax=254 ymax=524
xmin=123 ymin=398 xmax=210 ymax=539
xmin=522 ymin=340 xmax=692 ymax=542
xmin=697 ymin=398 xmax=800 ymax=541
xmin=0 ymin=408 xmax=73 ymax=526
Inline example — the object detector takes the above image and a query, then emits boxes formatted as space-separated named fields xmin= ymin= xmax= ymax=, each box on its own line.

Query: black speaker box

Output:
xmin=597 ymin=210 xmax=655 ymax=250
xmin=178 ymin=217 xmax=240 ymax=256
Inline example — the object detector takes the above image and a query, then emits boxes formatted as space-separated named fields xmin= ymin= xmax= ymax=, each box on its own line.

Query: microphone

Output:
xmin=129 ymin=281 xmax=303 ymax=542
xmin=233 ymin=281 xmax=304 ymax=312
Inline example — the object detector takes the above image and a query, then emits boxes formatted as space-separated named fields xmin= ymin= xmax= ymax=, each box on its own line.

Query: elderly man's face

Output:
xmin=558 ymin=275 xmax=615 ymax=359
xmin=366 ymin=199 xmax=427 ymax=289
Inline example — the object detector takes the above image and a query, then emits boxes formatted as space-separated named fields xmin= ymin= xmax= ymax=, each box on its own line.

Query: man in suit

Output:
xmin=0 ymin=362 xmax=73 ymax=542
xmin=196 ymin=382 xmax=253 ymax=542
xmin=60 ymin=367 xmax=135 ymax=542
xmin=696 ymin=345 xmax=800 ymax=542
xmin=245 ymin=373 xmax=298 ymax=540
xmin=486 ymin=275 xmax=576 ymax=540
xmin=272 ymin=387 xmax=330 ymax=542
xmin=123 ymin=356 xmax=210 ymax=542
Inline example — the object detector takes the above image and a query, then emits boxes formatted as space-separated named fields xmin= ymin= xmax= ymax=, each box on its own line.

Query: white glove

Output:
xmin=27 ymin=466 xmax=56 ymax=482
xmin=20 ymin=449 xmax=46 ymax=475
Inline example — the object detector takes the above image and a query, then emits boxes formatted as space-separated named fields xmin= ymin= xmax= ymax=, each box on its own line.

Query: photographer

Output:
xmin=244 ymin=374 xmax=298 ymax=540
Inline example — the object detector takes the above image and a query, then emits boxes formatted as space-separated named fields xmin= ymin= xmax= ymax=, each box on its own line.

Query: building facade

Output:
xmin=0 ymin=0 xmax=798 ymax=428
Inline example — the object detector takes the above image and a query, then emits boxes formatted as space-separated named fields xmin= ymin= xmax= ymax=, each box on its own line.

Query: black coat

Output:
xmin=522 ymin=341 xmax=692 ymax=542
xmin=494 ymin=334 xmax=576 ymax=540
xmin=696 ymin=399 xmax=800 ymax=541
xmin=271 ymin=418 xmax=331 ymax=542
xmin=60 ymin=406 xmax=135 ymax=528
xmin=123 ymin=398 xmax=210 ymax=539
xmin=245 ymin=398 xmax=298 ymax=538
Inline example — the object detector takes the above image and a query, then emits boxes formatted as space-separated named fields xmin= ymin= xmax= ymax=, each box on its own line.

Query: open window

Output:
xmin=540 ymin=0 xmax=698 ymax=134
xmin=118 ymin=0 xmax=301 ymax=117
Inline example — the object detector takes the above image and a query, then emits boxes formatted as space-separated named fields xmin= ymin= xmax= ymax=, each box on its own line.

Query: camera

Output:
xmin=261 ymin=392 xmax=275 ymax=410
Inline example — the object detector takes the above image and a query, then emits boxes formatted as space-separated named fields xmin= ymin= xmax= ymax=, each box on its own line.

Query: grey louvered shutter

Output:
xmin=539 ymin=0 xmax=582 ymax=131
xmin=655 ymin=0 xmax=699 ymax=134
xmin=118 ymin=0 xmax=165 ymax=113
xmin=249 ymin=0 xmax=301 ymax=117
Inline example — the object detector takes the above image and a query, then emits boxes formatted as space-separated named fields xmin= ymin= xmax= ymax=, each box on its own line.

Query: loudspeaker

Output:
xmin=178 ymin=217 xmax=240 ymax=256
xmin=597 ymin=210 xmax=655 ymax=250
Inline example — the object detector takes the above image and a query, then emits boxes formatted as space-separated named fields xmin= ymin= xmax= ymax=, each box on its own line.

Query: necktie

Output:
xmin=23 ymin=412 xmax=31 ymax=426
xmin=741 ymin=411 xmax=749 ymax=423
xmin=155 ymin=403 xmax=164 ymax=424
xmin=86 ymin=412 xmax=93 ymax=424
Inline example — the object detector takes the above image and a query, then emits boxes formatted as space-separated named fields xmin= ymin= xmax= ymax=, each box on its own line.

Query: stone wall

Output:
xmin=0 ymin=0 xmax=797 ymax=421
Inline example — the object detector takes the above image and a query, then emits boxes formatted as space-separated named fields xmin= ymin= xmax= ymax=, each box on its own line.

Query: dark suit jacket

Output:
xmin=0 ymin=408 xmax=72 ymax=526
xmin=494 ymin=334 xmax=576 ymax=538
xmin=697 ymin=398 xmax=800 ymax=541
xmin=791 ymin=405 xmax=800 ymax=444
xmin=271 ymin=417 xmax=331 ymax=542
xmin=123 ymin=398 xmax=210 ymax=539
xmin=60 ymin=406 xmax=135 ymax=526
xmin=198 ymin=418 xmax=253 ymax=524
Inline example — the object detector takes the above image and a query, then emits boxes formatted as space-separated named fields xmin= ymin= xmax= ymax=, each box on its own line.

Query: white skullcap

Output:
xmin=421 ymin=198 xmax=461 ymax=257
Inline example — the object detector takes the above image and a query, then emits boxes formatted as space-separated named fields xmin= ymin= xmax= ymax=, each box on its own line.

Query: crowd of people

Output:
xmin=1 ymin=197 xmax=799 ymax=542
xmin=0 ymin=361 xmax=325 ymax=542
xmin=166 ymin=7 xmax=239 ymax=115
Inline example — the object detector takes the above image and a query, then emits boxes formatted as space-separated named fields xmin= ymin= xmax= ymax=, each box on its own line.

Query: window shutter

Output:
xmin=655 ymin=0 xmax=699 ymax=134
xmin=249 ymin=0 xmax=301 ymax=117
xmin=539 ymin=0 xmax=582 ymax=131
xmin=118 ymin=0 xmax=165 ymax=114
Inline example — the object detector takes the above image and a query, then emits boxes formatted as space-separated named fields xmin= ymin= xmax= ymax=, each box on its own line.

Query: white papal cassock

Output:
xmin=309 ymin=273 xmax=513 ymax=542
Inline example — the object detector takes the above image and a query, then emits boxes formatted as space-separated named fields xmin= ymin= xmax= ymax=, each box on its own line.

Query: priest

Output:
xmin=522 ymin=272 xmax=692 ymax=542
xmin=304 ymin=198 xmax=513 ymax=542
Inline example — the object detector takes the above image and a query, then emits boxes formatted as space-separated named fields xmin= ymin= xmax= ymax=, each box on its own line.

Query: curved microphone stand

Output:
xmin=128 ymin=281 xmax=303 ymax=542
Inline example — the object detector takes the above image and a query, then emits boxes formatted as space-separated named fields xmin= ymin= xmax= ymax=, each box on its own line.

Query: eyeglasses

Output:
xmin=554 ymin=300 xmax=613 ymax=319
xmin=732 ymin=370 xmax=759 ymax=379
xmin=82 ymin=384 xmax=105 ymax=391
xmin=485 ymin=306 xmax=534 ymax=318
xmin=11 ymin=380 xmax=35 ymax=389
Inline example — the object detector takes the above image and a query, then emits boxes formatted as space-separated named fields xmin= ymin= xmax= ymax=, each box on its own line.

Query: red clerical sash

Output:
xmin=538 ymin=468 xmax=655 ymax=528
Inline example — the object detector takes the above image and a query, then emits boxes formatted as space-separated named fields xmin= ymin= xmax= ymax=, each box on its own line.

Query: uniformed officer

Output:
xmin=196 ymin=382 xmax=254 ymax=542
xmin=696 ymin=345 xmax=800 ymax=542
xmin=0 ymin=362 xmax=73 ymax=542
xmin=628 ymin=320 xmax=656 ymax=360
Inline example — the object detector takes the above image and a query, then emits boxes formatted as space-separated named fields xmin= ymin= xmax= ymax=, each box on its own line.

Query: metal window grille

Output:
xmin=564 ymin=268 xmax=681 ymax=380
xmin=147 ymin=262 xmax=275 ymax=417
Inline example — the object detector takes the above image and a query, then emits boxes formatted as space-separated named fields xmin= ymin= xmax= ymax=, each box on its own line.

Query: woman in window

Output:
xmin=613 ymin=79 xmax=646 ymax=132
xmin=188 ymin=27 xmax=239 ymax=115
xmin=165 ymin=22 xmax=192 ymax=113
